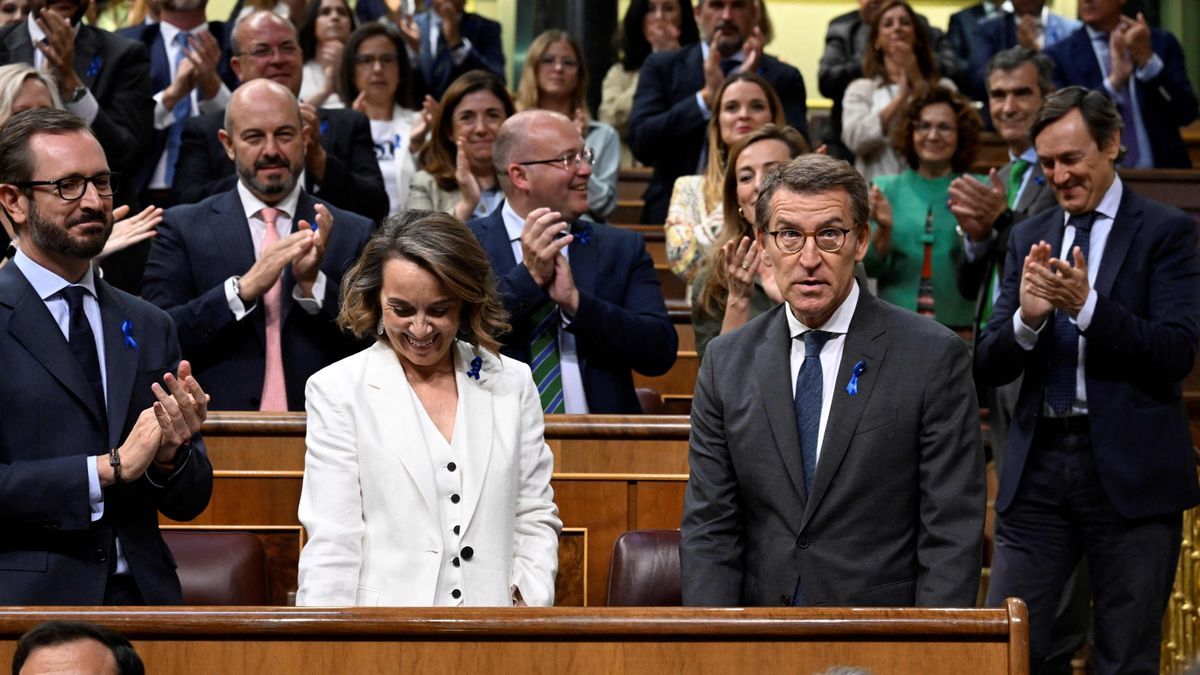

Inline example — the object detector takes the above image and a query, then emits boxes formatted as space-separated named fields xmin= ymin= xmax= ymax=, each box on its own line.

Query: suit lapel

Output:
xmin=149 ymin=28 xmax=170 ymax=92
xmin=754 ymin=308 xmax=807 ymax=502
xmin=456 ymin=343 xmax=495 ymax=533
xmin=567 ymin=222 xmax=597 ymax=377
xmin=98 ymin=282 xmax=138 ymax=448
xmin=799 ymin=293 xmax=887 ymax=532
xmin=1014 ymin=164 xmax=1047 ymax=216
xmin=480 ymin=208 xmax=518 ymax=272
xmin=1093 ymin=187 xmax=1140 ymax=297
xmin=73 ymin=27 xmax=102 ymax=90
xmin=4 ymin=23 xmax=34 ymax=63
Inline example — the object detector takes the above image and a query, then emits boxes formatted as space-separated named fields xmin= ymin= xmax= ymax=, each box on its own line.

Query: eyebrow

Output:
xmin=774 ymin=214 xmax=845 ymax=230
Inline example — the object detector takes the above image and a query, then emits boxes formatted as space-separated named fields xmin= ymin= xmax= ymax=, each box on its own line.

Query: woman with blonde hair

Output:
xmin=514 ymin=29 xmax=619 ymax=222
xmin=297 ymin=209 xmax=561 ymax=607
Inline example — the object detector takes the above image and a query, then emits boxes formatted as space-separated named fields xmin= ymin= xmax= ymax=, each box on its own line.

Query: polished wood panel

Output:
xmin=0 ymin=602 xmax=1030 ymax=675
xmin=635 ymin=351 xmax=698 ymax=398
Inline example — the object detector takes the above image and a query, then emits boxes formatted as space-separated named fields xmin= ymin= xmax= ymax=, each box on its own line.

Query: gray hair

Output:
xmin=230 ymin=8 xmax=296 ymax=56
xmin=986 ymin=46 xmax=1055 ymax=96
xmin=755 ymin=154 xmax=869 ymax=233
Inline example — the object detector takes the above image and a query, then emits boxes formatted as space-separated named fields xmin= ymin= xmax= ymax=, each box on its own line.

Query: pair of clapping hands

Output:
xmin=521 ymin=207 xmax=580 ymax=316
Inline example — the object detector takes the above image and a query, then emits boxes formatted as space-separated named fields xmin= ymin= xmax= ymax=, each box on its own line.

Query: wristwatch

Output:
xmin=67 ymin=85 xmax=88 ymax=104
xmin=231 ymin=275 xmax=249 ymax=311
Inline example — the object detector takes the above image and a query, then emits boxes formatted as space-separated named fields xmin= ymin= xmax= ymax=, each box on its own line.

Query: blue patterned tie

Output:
xmin=1045 ymin=213 xmax=1094 ymax=414
xmin=164 ymin=32 xmax=193 ymax=186
xmin=795 ymin=330 xmax=833 ymax=495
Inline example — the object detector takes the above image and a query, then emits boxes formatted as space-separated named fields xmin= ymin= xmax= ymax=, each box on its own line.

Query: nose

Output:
xmin=797 ymin=234 xmax=823 ymax=268
xmin=79 ymin=179 xmax=105 ymax=210
xmin=371 ymin=58 xmax=384 ymax=72
xmin=410 ymin=314 xmax=432 ymax=336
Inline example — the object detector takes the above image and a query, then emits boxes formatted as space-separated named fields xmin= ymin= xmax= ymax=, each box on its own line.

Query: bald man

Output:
xmin=143 ymin=79 xmax=374 ymax=412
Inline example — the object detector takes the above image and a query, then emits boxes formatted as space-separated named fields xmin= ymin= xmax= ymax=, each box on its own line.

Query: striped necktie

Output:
xmin=529 ymin=300 xmax=564 ymax=414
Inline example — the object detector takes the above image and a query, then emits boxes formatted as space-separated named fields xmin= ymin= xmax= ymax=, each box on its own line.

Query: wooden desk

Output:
xmin=0 ymin=601 xmax=1030 ymax=675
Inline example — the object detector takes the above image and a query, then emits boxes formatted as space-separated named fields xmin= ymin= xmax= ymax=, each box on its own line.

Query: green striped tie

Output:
xmin=529 ymin=300 xmax=565 ymax=414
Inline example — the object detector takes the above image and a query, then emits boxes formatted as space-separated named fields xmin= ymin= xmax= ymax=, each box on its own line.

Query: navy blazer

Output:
xmin=116 ymin=21 xmax=238 ymax=195
xmin=968 ymin=12 xmax=1080 ymax=104
xmin=946 ymin=3 xmax=988 ymax=98
xmin=173 ymin=108 xmax=389 ymax=222
xmin=627 ymin=43 xmax=809 ymax=225
xmin=142 ymin=189 xmax=374 ymax=411
xmin=467 ymin=208 xmax=677 ymax=414
xmin=1044 ymin=26 xmax=1197 ymax=168
xmin=0 ymin=262 xmax=213 ymax=605
xmin=976 ymin=187 xmax=1200 ymax=519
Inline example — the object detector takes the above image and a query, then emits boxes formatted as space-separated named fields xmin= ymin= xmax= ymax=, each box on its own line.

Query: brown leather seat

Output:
xmin=636 ymin=387 xmax=664 ymax=414
xmin=606 ymin=529 xmax=681 ymax=606
xmin=163 ymin=531 xmax=269 ymax=605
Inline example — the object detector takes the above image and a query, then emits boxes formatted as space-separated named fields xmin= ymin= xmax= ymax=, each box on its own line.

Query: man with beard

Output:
xmin=0 ymin=108 xmax=212 ymax=605
xmin=143 ymin=79 xmax=374 ymax=411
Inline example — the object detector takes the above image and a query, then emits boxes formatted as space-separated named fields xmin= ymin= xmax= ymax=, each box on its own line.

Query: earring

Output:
xmin=377 ymin=318 xmax=385 ymax=335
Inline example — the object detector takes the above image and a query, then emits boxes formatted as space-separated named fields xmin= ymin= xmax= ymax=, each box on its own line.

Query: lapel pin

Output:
xmin=846 ymin=360 xmax=866 ymax=396
xmin=121 ymin=319 xmax=137 ymax=351
xmin=466 ymin=355 xmax=482 ymax=380
xmin=86 ymin=55 xmax=102 ymax=80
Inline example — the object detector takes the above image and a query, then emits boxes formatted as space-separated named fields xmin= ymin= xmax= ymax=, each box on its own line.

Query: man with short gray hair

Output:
xmin=681 ymin=153 xmax=985 ymax=607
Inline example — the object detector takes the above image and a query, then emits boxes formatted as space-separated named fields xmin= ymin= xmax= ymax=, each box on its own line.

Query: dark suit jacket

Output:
xmin=0 ymin=262 xmax=213 ymax=605
xmin=681 ymin=291 xmax=985 ymax=607
xmin=1044 ymin=26 xmax=1197 ymax=168
xmin=467 ymin=208 xmax=677 ymax=414
xmin=141 ymin=189 xmax=374 ymax=411
xmin=173 ymin=108 xmax=389 ymax=221
xmin=116 ymin=21 xmax=238 ymax=196
xmin=976 ymin=187 xmax=1200 ymax=518
xmin=412 ymin=10 xmax=504 ymax=100
xmin=0 ymin=22 xmax=153 ymax=183
xmin=947 ymin=3 xmax=989 ymax=98
xmin=627 ymin=43 xmax=809 ymax=225
xmin=969 ymin=12 xmax=1080 ymax=107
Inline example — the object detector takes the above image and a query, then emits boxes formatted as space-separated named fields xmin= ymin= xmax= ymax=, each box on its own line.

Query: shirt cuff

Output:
xmin=448 ymin=37 xmax=472 ymax=66
xmin=961 ymin=230 xmax=995 ymax=263
xmin=87 ymin=455 xmax=104 ymax=522
xmin=1013 ymin=310 xmax=1044 ymax=351
xmin=1075 ymin=289 xmax=1098 ymax=332
xmin=1135 ymin=53 xmax=1164 ymax=81
xmin=144 ymin=442 xmax=195 ymax=488
xmin=200 ymin=83 xmax=231 ymax=111
xmin=292 ymin=272 xmax=326 ymax=314
xmin=226 ymin=276 xmax=256 ymax=320
xmin=66 ymin=90 xmax=100 ymax=125
xmin=152 ymin=92 xmax=175 ymax=130
xmin=694 ymin=91 xmax=712 ymax=120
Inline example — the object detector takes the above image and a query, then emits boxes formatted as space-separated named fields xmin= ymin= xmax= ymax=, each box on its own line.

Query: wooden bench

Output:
xmin=0 ymin=602 xmax=1032 ymax=675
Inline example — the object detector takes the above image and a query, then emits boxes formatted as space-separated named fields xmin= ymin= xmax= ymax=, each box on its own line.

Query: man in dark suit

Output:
xmin=628 ymin=0 xmax=808 ymax=225
xmin=468 ymin=110 xmax=677 ymax=414
xmin=946 ymin=0 xmax=1005 ymax=98
xmin=818 ymin=0 xmax=958 ymax=160
xmin=0 ymin=108 xmax=212 ymax=605
xmin=680 ymin=154 xmax=985 ymax=607
xmin=978 ymin=86 xmax=1200 ymax=674
xmin=172 ymin=10 xmax=388 ymax=221
xmin=117 ymin=0 xmax=237 ymax=205
xmin=143 ymin=80 xmax=373 ymax=412
xmin=1042 ymin=0 xmax=1196 ymax=168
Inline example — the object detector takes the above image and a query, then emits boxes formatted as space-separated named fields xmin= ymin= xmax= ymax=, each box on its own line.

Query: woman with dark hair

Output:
xmin=866 ymin=86 xmax=982 ymax=331
xmin=297 ymin=209 xmax=562 ymax=607
xmin=691 ymin=124 xmax=808 ymax=359
xmin=297 ymin=0 xmax=356 ymax=107
xmin=599 ymin=0 xmax=700 ymax=168
xmin=409 ymin=70 xmax=514 ymax=222
xmin=338 ymin=23 xmax=421 ymax=215
xmin=664 ymin=71 xmax=785 ymax=285
xmin=515 ymin=29 xmax=620 ymax=222
xmin=841 ymin=0 xmax=954 ymax=183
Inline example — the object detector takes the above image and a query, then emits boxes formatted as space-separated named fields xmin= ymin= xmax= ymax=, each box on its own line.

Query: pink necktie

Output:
xmin=259 ymin=207 xmax=288 ymax=411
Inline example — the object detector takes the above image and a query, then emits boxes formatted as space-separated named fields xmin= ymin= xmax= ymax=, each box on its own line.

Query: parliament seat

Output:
xmin=606 ymin=529 xmax=682 ymax=607
xmin=164 ymin=531 xmax=269 ymax=605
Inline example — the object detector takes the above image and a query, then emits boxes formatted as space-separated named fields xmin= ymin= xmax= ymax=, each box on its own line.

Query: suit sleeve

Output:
xmin=315 ymin=112 xmax=389 ymax=222
xmin=453 ymin=18 xmax=505 ymax=81
xmin=841 ymin=79 xmax=888 ymax=156
xmin=0 ymin=454 xmax=94 ymax=531
xmin=915 ymin=332 xmax=985 ymax=607
xmin=680 ymin=345 xmax=744 ymax=606
xmin=1143 ymin=31 xmax=1200 ymax=130
xmin=89 ymin=39 xmax=155 ymax=177
xmin=567 ymin=234 xmax=678 ymax=377
xmin=141 ymin=210 xmax=243 ymax=354
xmin=818 ymin=21 xmax=863 ymax=102
xmin=773 ymin=64 xmax=810 ymax=142
xmin=510 ymin=363 xmax=562 ymax=607
xmin=627 ymin=54 xmax=707 ymax=167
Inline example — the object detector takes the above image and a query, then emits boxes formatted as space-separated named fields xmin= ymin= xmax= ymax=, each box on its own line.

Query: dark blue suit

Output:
xmin=0 ymin=262 xmax=213 ymax=605
xmin=142 ymin=189 xmax=374 ymax=411
xmin=946 ymin=2 xmax=990 ymax=98
xmin=467 ymin=208 xmax=677 ymax=414
xmin=627 ymin=43 xmax=809 ymax=225
xmin=977 ymin=186 xmax=1200 ymax=672
xmin=969 ymin=12 xmax=1080 ymax=106
xmin=1044 ymin=26 xmax=1197 ymax=168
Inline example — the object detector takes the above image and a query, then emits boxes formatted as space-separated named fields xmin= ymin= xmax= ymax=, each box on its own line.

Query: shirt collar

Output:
xmin=12 ymin=247 xmax=98 ymax=301
xmin=1092 ymin=174 xmax=1123 ymax=222
xmin=27 ymin=12 xmax=80 ymax=47
xmin=237 ymin=179 xmax=302 ymax=222
xmin=1084 ymin=23 xmax=1109 ymax=41
xmin=160 ymin=19 xmax=210 ymax=47
xmin=500 ymin=199 xmax=524 ymax=242
xmin=1010 ymin=146 xmax=1038 ymax=164
xmin=785 ymin=280 xmax=860 ymax=339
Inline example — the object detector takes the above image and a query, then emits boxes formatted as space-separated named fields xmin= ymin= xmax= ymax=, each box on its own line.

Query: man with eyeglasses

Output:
xmin=467 ymin=109 xmax=676 ymax=414
xmin=0 ymin=107 xmax=213 ymax=605
xmin=680 ymin=153 xmax=985 ymax=608
xmin=171 ymin=10 xmax=388 ymax=222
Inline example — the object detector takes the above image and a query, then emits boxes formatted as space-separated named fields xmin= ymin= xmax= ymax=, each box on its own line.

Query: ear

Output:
xmin=230 ymin=56 xmax=243 ymax=83
xmin=508 ymin=164 xmax=529 ymax=192
xmin=218 ymin=128 xmax=236 ymax=161
xmin=754 ymin=228 xmax=772 ymax=267
xmin=853 ymin=225 xmax=870 ymax=263
xmin=0 ymin=185 xmax=27 ymax=239
xmin=1101 ymin=133 xmax=1121 ymax=164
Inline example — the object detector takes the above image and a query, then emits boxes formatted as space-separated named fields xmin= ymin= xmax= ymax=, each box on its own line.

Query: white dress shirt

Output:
xmin=26 ymin=13 xmax=99 ymax=124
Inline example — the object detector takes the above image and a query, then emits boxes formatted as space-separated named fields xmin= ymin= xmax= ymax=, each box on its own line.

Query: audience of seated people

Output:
xmin=296 ymin=0 xmax=354 ymax=108
xmin=514 ymin=29 xmax=620 ymax=223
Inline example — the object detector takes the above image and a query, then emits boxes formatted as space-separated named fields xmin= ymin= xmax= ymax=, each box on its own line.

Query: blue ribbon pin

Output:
xmin=466 ymin=356 xmax=482 ymax=380
xmin=573 ymin=222 xmax=592 ymax=246
xmin=846 ymin=360 xmax=866 ymax=396
xmin=86 ymin=54 xmax=102 ymax=79
xmin=121 ymin=320 xmax=138 ymax=350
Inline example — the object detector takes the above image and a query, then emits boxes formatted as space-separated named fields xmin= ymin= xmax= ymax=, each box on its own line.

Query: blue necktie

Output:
xmin=164 ymin=32 xmax=193 ymax=186
xmin=1045 ymin=213 xmax=1094 ymax=414
xmin=1092 ymin=33 xmax=1142 ymax=168
xmin=794 ymin=330 xmax=833 ymax=496
xmin=720 ymin=58 xmax=739 ymax=75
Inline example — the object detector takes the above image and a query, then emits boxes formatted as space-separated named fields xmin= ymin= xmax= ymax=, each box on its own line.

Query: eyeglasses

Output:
xmin=914 ymin=121 xmax=956 ymax=137
xmin=14 ymin=172 xmax=120 ymax=200
xmin=354 ymin=52 xmax=401 ymax=67
xmin=238 ymin=42 xmax=301 ymax=59
xmin=517 ymin=147 xmax=595 ymax=171
xmin=538 ymin=56 xmax=579 ymax=69
xmin=765 ymin=227 xmax=852 ymax=254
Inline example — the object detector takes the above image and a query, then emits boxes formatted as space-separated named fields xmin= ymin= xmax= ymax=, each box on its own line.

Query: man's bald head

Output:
xmin=224 ymin=78 xmax=301 ymax=134
xmin=219 ymin=79 xmax=306 ymax=205
xmin=493 ymin=110 xmax=591 ymax=221
xmin=230 ymin=10 xmax=304 ymax=95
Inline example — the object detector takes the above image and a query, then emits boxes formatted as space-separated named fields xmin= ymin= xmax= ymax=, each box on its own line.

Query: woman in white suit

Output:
xmin=296 ymin=210 xmax=562 ymax=607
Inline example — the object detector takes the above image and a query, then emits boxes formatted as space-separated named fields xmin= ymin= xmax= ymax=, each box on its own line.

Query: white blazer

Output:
xmin=295 ymin=340 xmax=562 ymax=607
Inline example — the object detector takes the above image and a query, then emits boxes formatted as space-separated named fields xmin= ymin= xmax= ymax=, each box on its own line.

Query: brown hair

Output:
xmin=514 ymin=30 xmax=588 ymax=121
xmin=892 ymin=85 xmax=981 ymax=173
xmin=699 ymin=72 xmax=786 ymax=212
xmin=755 ymin=154 xmax=869 ymax=234
xmin=863 ymin=0 xmax=937 ymax=83
xmin=696 ymin=124 xmax=808 ymax=319
xmin=417 ymin=70 xmax=515 ymax=193
xmin=338 ymin=210 xmax=510 ymax=354
xmin=1031 ymin=85 xmax=1123 ymax=157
